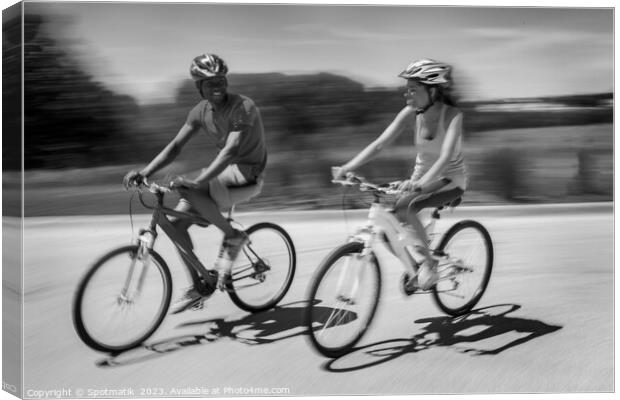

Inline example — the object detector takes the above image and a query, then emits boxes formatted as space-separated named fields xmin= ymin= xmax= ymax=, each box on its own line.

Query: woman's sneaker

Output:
xmin=417 ymin=261 xmax=439 ymax=290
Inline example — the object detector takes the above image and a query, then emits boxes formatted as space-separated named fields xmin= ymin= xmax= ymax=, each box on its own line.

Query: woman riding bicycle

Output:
xmin=333 ymin=58 xmax=468 ymax=291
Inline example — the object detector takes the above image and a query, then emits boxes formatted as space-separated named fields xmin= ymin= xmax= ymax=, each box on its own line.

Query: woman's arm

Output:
xmin=340 ymin=106 xmax=416 ymax=173
xmin=415 ymin=111 xmax=463 ymax=188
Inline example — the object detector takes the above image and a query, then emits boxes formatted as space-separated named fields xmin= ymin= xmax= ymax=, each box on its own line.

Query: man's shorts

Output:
xmin=178 ymin=164 xmax=263 ymax=211
xmin=208 ymin=164 xmax=263 ymax=209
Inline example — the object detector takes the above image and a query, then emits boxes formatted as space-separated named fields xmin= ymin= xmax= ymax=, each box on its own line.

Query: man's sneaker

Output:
xmin=216 ymin=271 xmax=233 ymax=292
xmin=417 ymin=261 xmax=439 ymax=290
xmin=221 ymin=229 xmax=248 ymax=261
xmin=171 ymin=285 xmax=211 ymax=314
xmin=214 ymin=229 xmax=248 ymax=291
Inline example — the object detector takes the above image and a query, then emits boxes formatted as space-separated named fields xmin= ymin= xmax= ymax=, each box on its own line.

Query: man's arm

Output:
xmin=191 ymin=129 xmax=243 ymax=189
xmin=140 ymin=123 xmax=199 ymax=178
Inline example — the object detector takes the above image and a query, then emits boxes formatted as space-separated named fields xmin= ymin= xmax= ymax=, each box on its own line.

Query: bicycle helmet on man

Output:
xmin=190 ymin=53 xmax=228 ymax=79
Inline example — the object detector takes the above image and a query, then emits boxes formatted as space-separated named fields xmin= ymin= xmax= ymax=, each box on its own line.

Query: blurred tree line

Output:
xmin=3 ymin=12 xmax=613 ymax=216
xmin=3 ymin=15 xmax=613 ymax=197
xmin=4 ymin=13 xmax=612 ymax=173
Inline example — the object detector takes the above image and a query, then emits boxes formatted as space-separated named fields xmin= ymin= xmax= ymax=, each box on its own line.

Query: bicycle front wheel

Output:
xmin=227 ymin=222 xmax=296 ymax=312
xmin=305 ymin=241 xmax=381 ymax=358
xmin=432 ymin=220 xmax=493 ymax=316
xmin=72 ymin=245 xmax=172 ymax=352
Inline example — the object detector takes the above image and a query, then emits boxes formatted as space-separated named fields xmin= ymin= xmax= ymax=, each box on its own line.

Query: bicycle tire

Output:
xmin=227 ymin=222 xmax=296 ymax=313
xmin=305 ymin=241 xmax=381 ymax=358
xmin=72 ymin=245 xmax=172 ymax=353
xmin=432 ymin=220 xmax=493 ymax=316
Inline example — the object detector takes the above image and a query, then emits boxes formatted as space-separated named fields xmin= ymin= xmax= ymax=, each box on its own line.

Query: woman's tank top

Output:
xmin=412 ymin=104 xmax=468 ymax=190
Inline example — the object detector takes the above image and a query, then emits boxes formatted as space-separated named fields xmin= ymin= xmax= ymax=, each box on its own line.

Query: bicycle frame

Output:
xmin=351 ymin=201 xmax=422 ymax=276
xmin=137 ymin=188 xmax=217 ymax=278
xmin=338 ymin=174 xmax=458 ymax=283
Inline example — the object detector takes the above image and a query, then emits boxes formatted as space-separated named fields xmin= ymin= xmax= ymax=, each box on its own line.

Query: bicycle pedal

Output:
xmin=216 ymin=278 xmax=234 ymax=292
xmin=400 ymin=272 xmax=419 ymax=296
xmin=190 ymin=300 xmax=205 ymax=311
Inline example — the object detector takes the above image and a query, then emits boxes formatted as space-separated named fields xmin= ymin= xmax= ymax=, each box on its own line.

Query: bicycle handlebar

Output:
xmin=332 ymin=173 xmax=403 ymax=196
xmin=145 ymin=178 xmax=173 ymax=194
xmin=126 ymin=177 xmax=173 ymax=195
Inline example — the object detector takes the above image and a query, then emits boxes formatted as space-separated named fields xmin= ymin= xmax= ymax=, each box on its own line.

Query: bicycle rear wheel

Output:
xmin=72 ymin=245 xmax=172 ymax=352
xmin=432 ymin=220 xmax=493 ymax=316
xmin=227 ymin=222 xmax=296 ymax=312
xmin=305 ymin=241 xmax=381 ymax=358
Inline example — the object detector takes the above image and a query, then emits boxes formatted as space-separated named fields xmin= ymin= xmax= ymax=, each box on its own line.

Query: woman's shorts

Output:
xmin=397 ymin=187 xmax=464 ymax=214
xmin=394 ymin=177 xmax=464 ymax=217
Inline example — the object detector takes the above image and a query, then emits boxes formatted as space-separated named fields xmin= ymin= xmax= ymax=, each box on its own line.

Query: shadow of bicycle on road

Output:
xmin=96 ymin=300 xmax=355 ymax=367
xmin=324 ymin=304 xmax=562 ymax=373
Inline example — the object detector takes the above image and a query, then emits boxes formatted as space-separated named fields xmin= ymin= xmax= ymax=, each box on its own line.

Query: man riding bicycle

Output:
xmin=333 ymin=58 xmax=467 ymax=291
xmin=124 ymin=53 xmax=267 ymax=313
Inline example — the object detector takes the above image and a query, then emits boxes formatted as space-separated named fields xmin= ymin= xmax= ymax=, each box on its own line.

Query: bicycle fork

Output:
xmin=120 ymin=229 xmax=156 ymax=303
xmin=335 ymin=247 xmax=373 ymax=306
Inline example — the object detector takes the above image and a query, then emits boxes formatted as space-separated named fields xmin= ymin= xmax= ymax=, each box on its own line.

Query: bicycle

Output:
xmin=72 ymin=179 xmax=296 ymax=353
xmin=305 ymin=173 xmax=493 ymax=358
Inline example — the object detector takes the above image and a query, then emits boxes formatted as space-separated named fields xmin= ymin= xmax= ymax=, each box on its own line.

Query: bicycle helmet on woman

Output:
xmin=398 ymin=58 xmax=451 ymax=87
xmin=190 ymin=53 xmax=228 ymax=80
xmin=400 ymin=58 xmax=453 ymax=114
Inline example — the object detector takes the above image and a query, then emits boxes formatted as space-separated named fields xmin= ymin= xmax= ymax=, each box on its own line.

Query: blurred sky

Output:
xmin=25 ymin=2 xmax=613 ymax=104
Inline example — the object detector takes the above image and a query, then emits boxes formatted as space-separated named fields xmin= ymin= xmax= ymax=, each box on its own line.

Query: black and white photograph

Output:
xmin=2 ymin=1 xmax=614 ymax=398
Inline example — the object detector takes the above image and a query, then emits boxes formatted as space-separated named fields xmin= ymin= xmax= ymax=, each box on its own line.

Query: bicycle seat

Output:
xmin=445 ymin=197 xmax=462 ymax=209
xmin=431 ymin=197 xmax=462 ymax=219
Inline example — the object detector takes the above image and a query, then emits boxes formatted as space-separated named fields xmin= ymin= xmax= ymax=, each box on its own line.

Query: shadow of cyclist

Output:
xmin=96 ymin=300 xmax=356 ymax=367
xmin=324 ymin=304 xmax=562 ymax=373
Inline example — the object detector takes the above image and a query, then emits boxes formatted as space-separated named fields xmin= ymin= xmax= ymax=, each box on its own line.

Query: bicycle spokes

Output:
xmin=318 ymin=307 xmax=357 ymax=334
xmin=232 ymin=245 xmax=271 ymax=282
xmin=226 ymin=223 xmax=296 ymax=312
xmin=75 ymin=246 xmax=171 ymax=351
xmin=310 ymin=250 xmax=380 ymax=350
xmin=432 ymin=222 xmax=493 ymax=315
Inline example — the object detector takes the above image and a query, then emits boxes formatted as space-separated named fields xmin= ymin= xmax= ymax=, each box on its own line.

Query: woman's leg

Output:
xmin=394 ymin=194 xmax=434 ymax=264
xmin=394 ymin=185 xmax=464 ymax=288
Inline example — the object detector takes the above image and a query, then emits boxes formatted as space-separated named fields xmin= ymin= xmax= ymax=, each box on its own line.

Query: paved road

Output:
xmin=14 ymin=205 xmax=613 ymax=396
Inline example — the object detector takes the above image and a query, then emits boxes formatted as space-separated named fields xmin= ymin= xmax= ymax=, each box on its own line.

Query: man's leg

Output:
xmin=186 ymin=164 xmax=262 ymax=239
xmin=168 ymin=199 xmax=218 ymax=314
xmin=168 ymin=199 xmax=204 ymax=286
xmin=185 ymin=167 xmax=263 ymax=289
xmin=181 ymin=189 xmax=235 ymax=237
